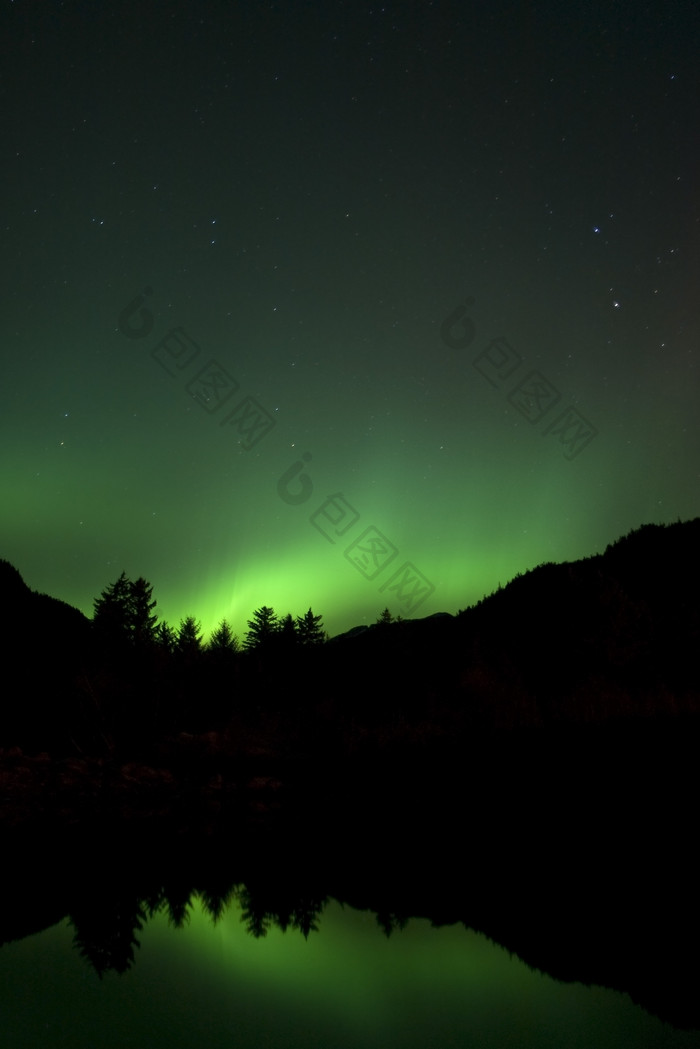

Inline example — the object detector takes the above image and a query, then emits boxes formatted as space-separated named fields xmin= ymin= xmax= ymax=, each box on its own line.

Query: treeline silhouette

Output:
xmin=0 ymin=559 xmax=331 ymax=754
xmin=2 ymin=521 xmax=700 ymax=1030
xmin=1 ymin=517 xmax=699 ymax=759
xmin=2 ymin=776 xmax=698 ymax=1031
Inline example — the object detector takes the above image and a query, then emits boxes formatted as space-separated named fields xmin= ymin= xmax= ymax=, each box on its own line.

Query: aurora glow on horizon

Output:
xmin=4 ymin=898 xmax=685 ymax=1049
xmin=2 ymin=2 xmax=698 ymax=642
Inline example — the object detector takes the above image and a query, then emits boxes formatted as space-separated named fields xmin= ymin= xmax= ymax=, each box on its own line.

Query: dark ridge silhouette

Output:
xmin=1 ymin=520 xmax=699 ymax=1031
xmin=1 ymin=518 xmax=699 ymax=754
xmin=0 ymin=558 xmax=29 ymax=600
xmin=0 ymin=558 xmax=92 ymax=660
xmin=0 ymin=558 xmax=93 ymax=750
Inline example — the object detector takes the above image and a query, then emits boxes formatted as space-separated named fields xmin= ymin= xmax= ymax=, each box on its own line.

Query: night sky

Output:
xmin=2 ymin=0 xmax=698 ymax=641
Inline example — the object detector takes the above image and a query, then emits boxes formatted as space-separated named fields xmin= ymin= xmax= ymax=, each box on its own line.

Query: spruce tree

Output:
xmin=176 ymin=616 xmax=203 ymax=656
xmin=244 ymin=606 xmax=278 ymax=651
xmin=295 ymin=607 xmax=325 ymax=646
xmin=93 ymin=573 xmax=159 ymax=650
xmin=208 ymin=619 xmax=239 ymax=654
xmin=129 ymin=576 xmax=158 ymax=648
xmin=154 ymin=621 xmax=176 ymax=654
xmin=92 ymin=571 xmax=133 ymax=648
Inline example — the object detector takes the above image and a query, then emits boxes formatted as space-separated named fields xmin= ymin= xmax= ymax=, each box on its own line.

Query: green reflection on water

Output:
xmin=1 ymin=899 xmax=695 ymax=1049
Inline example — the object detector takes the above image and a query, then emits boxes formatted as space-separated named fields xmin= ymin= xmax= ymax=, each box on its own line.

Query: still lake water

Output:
xmin=2 ymin=896 xmax=697 ymax=1049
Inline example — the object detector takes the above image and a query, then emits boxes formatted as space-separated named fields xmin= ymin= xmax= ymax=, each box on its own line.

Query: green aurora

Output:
xmin=3 ymin=899 xmax=694 ymax=1049
xmin=1 ymin=1 xmax=698 ymax=642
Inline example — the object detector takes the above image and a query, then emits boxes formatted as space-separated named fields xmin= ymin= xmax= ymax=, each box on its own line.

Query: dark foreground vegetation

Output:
xmin=2 ymin=518 xmax=699 ymax=758
xmin=1 ymin=518 xmax=699 ymax=1028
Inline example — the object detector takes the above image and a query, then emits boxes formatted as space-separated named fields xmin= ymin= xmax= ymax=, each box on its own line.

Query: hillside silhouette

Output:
xmin=2 ymin=521 xmax=699 ymax=1029
xmin=1 ymin=518 xmax=699 ymax=756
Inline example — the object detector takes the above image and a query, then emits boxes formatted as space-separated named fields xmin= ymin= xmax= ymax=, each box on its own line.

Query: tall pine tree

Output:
xmin=176 ymin=616 xmax=203 ymax=657
xmin=92 ymin=573 xmax=158 ymax=651
xmin=130 ymin=577 xmax=158 ymax=648
xmin=92 ymin=571 xmax=133 ymax=649
xmin=208 ymin=619 xmax=239 ymax=654
xmin=295 ymin=608 xmax=325 ymax=646
xmin=244 ymin=606 xmax=278 ymax=651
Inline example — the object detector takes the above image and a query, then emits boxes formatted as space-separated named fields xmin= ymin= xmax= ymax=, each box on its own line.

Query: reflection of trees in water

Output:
xmin=375 ymin=911 xmax=409 ymax=937
xmin=67 ymin=880 xmax=328 ymax=976
xmin=9 ymin=802 xmax=700 ymax=1034
xmin=3 ymin=520 xmax=700 ymax=1029
xmin=198 ymin=882 xmax=238 ymax=923
xmin=237 ymin=884 xmax=325 ymax=939
xmin=161 ymin=881 xmax=194 ymax=929
xmin=70 ymin=896 xmax=150 ymax=977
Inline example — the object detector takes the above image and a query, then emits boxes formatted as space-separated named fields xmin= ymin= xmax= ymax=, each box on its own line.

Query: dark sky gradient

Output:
xmin=2 ymin=0 xmax=698 ymax=639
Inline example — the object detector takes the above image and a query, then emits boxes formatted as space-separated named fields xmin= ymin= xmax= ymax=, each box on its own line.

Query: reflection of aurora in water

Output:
xmin=2 ymin=898 xmax=696 ymax=1049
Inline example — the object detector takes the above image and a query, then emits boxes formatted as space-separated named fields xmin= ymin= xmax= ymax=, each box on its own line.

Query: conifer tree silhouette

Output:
xmin=295 ymin=607 xmax=325 ymax=646
xmin=92 ymin=571 xmax=133 ymax=649
xmin=92 ymin=573 xmax=158 ymax=651
xmin=176 ymin=616 xmax=203 ymax=656
xmin=244 ymin=606 xmax=278 ymax=651
xmin=130 ymin=577 xmax=158 ymax=648
xmin=154 ymin=621 xmax=176 ymax=654
xmin=208 ymin=619 xmax=239 ymax=654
